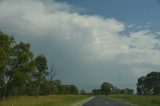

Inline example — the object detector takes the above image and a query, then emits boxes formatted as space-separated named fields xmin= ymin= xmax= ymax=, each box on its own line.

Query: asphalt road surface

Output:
xmin=82 ymin=96 xmax=135 ymax=106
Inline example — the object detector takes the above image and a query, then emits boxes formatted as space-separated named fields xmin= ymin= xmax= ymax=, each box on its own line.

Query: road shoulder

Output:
xmin=72 ymin=96 xmax=95 ymax=106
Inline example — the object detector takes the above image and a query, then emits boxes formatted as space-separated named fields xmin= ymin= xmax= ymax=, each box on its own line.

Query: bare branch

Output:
xmin=49 ymin=64 xmax=56 ymax=81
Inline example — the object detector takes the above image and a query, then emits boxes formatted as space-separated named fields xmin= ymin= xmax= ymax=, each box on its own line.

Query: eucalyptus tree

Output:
xmin=34 ymin=55 xmax=48 ymax=96
xmin=0 ymin=31 xmax=34 ymax=97
xmin=0 ymin=31 xmax=14 ymax=99
xmin=5 ymin=42 xmax=34 ymax=96
xmin=137 ymin=71 xmax=160 ymax=95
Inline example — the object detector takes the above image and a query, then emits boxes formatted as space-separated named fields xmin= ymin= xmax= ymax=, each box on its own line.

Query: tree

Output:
xmin=120 ymin=88 xmax=134 ymax=95
xmin=137 ymin=71 xmax=160 ymax=95
xmin=137 ymin=76 xmax=146 ymax=95
xmin=50 ymin=80 xmax=61 ymax=95
xmin=39 ymin=79 xmax=50 ymax=95
xmin=49 ymin=64 xmax=56 ymax=81
xmin=0 ymin=31 xmax=81 ymax=97
xmin=57 ymin=84 xmax=79 ymax=95
xmin=112 ymin=87 xmax=121 ymax=94
xmin=70 ymin=84 xmax=79 ymax=94
xmin=5 ymin=42 xmax=34 ymax=96
xmin=48 ymin=64 xmax=56 ymax=95
xmin=34 ymin=55 xmax=48 ymax=96
xmin=0 ymin=31 xmax=14 ymax=99
xmin=101 ymin=82 xmax=113 ymax=95
xmin=80 ymin=89 xmax=86 ymax=95
xmin=92 ymin=89 xmax=102 ymax=95
xmin=0 ymin=31 xmax=35 ymax=97
xmin=0 ymin=31 xmax=36 ymax=98
xmin=145 ymin=72 xmax=160 ymax=95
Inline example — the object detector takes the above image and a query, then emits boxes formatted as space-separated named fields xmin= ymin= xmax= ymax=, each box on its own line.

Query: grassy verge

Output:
xmin=1 ymin=95 xmax=90 ymax=106
xmin=108 ymin=94 xmax=160 ymax=106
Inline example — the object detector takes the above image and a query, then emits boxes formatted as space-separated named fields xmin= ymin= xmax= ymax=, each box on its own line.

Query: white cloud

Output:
xmin=127 ymin=24 xmax=136 ymax=28
xmin=92 ymin=28 xmax=160 ymax=65
xmin=0 ymin=0 xmax=160 ymax=90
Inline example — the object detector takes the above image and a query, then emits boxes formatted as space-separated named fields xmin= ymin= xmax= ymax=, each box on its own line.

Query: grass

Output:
xmin=108 ymin=94 xmax=160 ymax=106
xmin=1 ymin=95 xmax=90 ymax=106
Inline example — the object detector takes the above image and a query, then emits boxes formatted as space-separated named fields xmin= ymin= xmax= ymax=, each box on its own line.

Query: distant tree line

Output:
xmin=91 ymin=72 xmax=160 ymax=96
xmin=92 ymin=82 xmax=134 ymax=95
xmin=137 ymin=71 xmax=160 ymax=95
xmin=0 ymin=31 xmax=79 ymax=100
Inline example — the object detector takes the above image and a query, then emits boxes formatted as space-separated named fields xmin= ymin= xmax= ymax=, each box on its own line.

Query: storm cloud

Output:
xmin=0 ymin=0 xmax=160 ymax=91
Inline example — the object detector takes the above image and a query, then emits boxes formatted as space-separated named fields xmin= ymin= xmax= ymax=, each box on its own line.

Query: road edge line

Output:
xmin=72 ymin=96 xmax=95 ymax=106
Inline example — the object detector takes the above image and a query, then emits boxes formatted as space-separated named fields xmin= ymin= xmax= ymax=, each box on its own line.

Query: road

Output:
xmin=82 ymin=96 xmax=135 ymax=106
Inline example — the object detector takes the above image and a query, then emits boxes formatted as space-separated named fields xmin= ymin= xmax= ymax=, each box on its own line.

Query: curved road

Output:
xmin=82 ymin=96 xmax=135 ymax=106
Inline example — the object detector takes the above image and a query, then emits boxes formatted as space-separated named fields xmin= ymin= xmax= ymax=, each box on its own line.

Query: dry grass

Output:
xmin=1 ymin=95 xmax=90 ymax=106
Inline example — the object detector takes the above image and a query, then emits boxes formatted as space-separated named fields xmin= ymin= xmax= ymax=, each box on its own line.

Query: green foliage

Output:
xmin=92 ymin=89 xmax=102 ymax=95
xmin=108 ymin=95 xmax=160 ymax=106
xmin=34 ymin=55 xmax=48 ymax=96
xmin=5 ymin=41 xmax=34 ymax=97
xmin=0 ymin=31 xmax=15 ymax=98
xmin=137 ymin=71 xmax=160 ymax=95
xmin=101 ymin=82 xmax=113 ymax=95
xmin=120 ymin=88 xmax=134 ymax=95
xmin=0 ymin=32 xmax=33 ymax=96
xmin=80 ymin=89 xmax=87 ymax=95
xmin=58 ymin=84 xmax=79 ymax=95
xmin=48 ymin=80 xmax=61 ymax=95
xmin=70 ymin=84 xmax=79 ymax=94
xmin=0 ymin=31 xmax=80 ymax=99
xmin=91 ymin=82 xmax=134 ymax=95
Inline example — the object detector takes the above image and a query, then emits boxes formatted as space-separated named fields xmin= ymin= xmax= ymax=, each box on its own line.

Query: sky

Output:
xmin=0 ymin=0 xmax=160 ymax=91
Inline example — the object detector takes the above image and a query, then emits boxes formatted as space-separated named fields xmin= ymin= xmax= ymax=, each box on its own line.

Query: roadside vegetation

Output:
xmin=0 ymin=31 xmax=79 ymax=101
xmin=1 ymin=95 xmax=90 ymax=106
xmin=108 ymin=95 xmax=160 ymax=106
xmin=137 ymin=71 xmax=160 ymax=95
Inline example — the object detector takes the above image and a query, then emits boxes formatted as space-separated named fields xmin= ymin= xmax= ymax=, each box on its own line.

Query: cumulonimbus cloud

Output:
xmin=0 ymin=0 xmax=160 ymax=90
